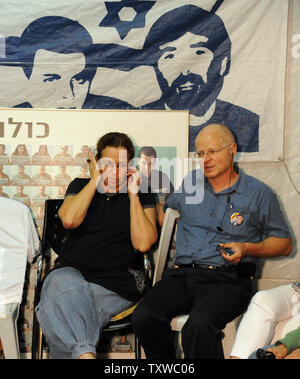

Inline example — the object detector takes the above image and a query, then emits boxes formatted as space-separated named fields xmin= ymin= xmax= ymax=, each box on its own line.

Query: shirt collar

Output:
xmin=204 ymin=165 xmax=246 ymax=195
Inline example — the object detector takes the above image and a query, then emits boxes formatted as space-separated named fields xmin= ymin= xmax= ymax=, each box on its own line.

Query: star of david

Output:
xmin=99 ymin=0 xmax=155 ymax=40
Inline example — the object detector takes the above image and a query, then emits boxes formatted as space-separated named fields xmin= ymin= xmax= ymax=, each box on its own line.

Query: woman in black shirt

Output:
xmin=35 ymin=132 xmax=157 ymax=359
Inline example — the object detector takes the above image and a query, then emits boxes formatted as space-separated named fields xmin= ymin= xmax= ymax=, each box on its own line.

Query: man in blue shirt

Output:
xmin=132 ymin=123 xmax=293 ymax=359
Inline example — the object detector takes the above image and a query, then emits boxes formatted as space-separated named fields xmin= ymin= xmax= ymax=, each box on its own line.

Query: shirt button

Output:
xmin=206 ymin=231 xmax=210 ymax=235
xmin=210 ymin=213 xmax=215 ymax=217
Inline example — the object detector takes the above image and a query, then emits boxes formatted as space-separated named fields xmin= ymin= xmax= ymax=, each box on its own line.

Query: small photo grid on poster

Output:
xmin=0 ymin=143 xmax=92 ymax=237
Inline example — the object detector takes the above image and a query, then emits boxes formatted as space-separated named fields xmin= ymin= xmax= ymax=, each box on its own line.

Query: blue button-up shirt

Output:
xmin=164 ymin=168 xmax=291 ymax=267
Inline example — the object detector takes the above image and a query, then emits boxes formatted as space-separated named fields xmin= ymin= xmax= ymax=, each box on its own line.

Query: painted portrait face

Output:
xmin=157 ymin=32 xmax=228 ymax=116
xmin=28 ymin=49 xmax=90 ymax=109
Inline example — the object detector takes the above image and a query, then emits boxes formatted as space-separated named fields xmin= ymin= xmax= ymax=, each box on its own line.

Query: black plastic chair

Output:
xmin=31 ymin=199 xmax=144 ymax=359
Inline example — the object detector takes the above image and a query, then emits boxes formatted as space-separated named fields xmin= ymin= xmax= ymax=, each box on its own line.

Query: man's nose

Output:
xmin=61 ymin=81 xmax=75 ymax=100
xmin=203 ymin=153 xmax=212 ymax=161
xmin=171 ymin=58 xmax=191 ymax=77
xmin=181 ymin=67 xmax=191 ymax=76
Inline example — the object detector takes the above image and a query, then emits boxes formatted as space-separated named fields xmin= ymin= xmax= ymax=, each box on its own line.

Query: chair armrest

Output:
xmin=0 ymin=303 xmax=19 ymax=319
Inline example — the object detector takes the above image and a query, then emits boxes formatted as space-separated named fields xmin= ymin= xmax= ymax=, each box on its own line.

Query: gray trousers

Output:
xmin=35 ymin=267 xmax=133 ymax=359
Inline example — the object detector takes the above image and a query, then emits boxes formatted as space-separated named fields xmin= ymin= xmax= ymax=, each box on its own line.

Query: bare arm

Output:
xmin=220 ymin=236 xmax=293 ymax=264
xmin=129 ymin=194 xmax=157 ymax=252
xmin=58 ymin=149 xmax=99 ymax=229
xmin=128 ymin=169 xmax=157 ymax=252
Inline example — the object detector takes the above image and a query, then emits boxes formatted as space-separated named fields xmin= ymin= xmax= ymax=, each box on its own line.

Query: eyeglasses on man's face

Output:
xmin=193 ymin=144 xmax=232 ymax=159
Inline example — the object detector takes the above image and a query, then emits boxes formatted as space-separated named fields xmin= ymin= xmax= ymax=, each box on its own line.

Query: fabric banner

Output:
xmin=0 ymin=0 xmax=288 ymax=162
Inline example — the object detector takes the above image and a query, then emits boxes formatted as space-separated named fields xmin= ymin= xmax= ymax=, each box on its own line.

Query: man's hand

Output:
xmin=219 ymin=242 xmax=245 ymax=264
xmin=284 ymin=348 xmax=300 ymax=359
xmin=267 ymin=344 xmax=288 ymax=359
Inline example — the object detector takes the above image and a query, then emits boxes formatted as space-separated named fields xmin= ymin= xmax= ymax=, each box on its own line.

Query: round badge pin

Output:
xmin=230 ymin=212 xmax=244 ymax=226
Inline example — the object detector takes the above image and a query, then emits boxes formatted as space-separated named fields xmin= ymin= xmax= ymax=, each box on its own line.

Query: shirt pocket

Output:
xmin=223 ymin=209 xmax=257 ymax=239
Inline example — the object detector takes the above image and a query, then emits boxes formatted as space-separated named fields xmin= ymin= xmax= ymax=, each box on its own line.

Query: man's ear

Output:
xmin=219 ymin=56 xmax=229 ymax=77
xmin=231 ymin=143 xmax=238 ymax=158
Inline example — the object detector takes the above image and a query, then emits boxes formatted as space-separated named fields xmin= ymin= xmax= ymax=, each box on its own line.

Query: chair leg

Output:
xmin=31 ymin=313 xmax=40 ymax=359
xmin=0 ymin=304 xmax=20 ymax=359
xmin=135 ymin=335 xmax=141 ymax=359
xmin=39 ymin=330 xmax=45 ymax=359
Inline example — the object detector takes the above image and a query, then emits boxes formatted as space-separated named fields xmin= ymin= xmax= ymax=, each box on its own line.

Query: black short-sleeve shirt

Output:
xmin=57 ymin=178 xmax=156 ymax=301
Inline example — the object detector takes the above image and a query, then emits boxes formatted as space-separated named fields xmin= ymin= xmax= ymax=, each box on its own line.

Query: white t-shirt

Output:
xmin=0 ymin=197 xmax=40 ymax=306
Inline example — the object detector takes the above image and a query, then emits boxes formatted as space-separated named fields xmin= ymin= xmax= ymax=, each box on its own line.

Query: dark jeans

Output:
xmin=132 ymin=266 xmax=252 ymax=359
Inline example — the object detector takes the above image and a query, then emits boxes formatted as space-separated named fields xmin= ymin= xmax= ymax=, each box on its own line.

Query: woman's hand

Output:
xmin=87 ymin=148 xmax=101 ymax=185
xmin=127 ymin=167 xmax=141 ymax=196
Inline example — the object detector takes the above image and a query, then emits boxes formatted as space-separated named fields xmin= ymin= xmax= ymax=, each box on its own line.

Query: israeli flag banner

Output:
xmin=0 ymin=0 xmax=288 ymax=160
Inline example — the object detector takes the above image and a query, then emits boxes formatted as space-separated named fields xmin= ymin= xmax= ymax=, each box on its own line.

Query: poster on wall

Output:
xmin=0 ymin=0 xmax=288 ymax=162
xmin=0 ymin=108 xmax=189 ymax=236
xmin=0 ymin=107 xmax=189 ymax=355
